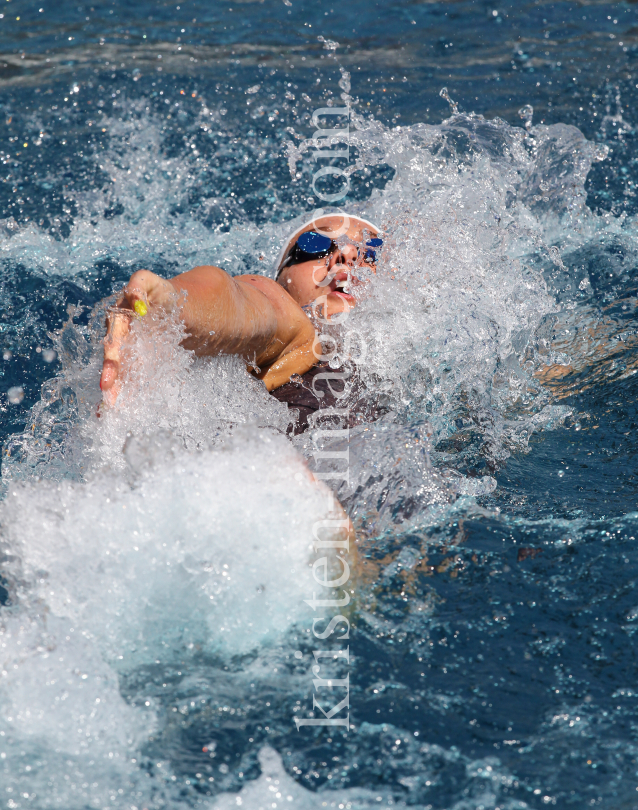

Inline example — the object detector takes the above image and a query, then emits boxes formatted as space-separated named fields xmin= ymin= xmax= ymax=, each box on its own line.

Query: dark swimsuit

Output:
xmin=270 ymin=362 xmax=381 ymax=435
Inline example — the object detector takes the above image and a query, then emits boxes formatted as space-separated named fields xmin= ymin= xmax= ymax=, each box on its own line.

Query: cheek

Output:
xmin=286 ymin=263 xmax=329 ymax=304
xmin=282 ymin=272 xmax=310 ymax=304
xmin=297 ymin=265 xmax=323 ymax=294
xmin=310 ymin=264 xmax=330 ymax=288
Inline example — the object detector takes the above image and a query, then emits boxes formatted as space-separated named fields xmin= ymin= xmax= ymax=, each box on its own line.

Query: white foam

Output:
xmin=0 ymin=424 xmax=339 ymax=806
xmin=88 ymin=309 xmax=292 ymax=471
xmin=0 ymin=612 xmax=155 ymax=809
xmin=3 ymin=429 xmax=328 ymax=665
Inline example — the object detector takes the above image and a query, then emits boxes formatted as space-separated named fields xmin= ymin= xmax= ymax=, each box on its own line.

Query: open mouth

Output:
xmin=328 ymin=271 xmax=356 ymax=300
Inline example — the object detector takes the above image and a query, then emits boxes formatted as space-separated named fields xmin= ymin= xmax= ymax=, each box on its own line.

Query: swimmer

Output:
xmin=100 ymin=213 xmax=382 ymax=417
xmin=101 ymin=211 xmax=610 ymax=421
xmin=100 ymin=213 xmax=379 ymax=573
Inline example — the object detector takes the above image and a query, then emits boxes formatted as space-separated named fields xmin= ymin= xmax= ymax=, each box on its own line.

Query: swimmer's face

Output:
xmin=276 ymin=216 xmax=379 ymax=317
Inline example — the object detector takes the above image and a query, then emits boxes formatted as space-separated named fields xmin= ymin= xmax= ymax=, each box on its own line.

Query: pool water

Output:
xmin=2 ymin=2 xmax=638 ymax=808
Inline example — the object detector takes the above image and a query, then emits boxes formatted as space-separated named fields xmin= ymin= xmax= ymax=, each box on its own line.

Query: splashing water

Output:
xmin=3 ymin=24 xmax=638 ymax=808
xmin=285 ymin=109 xmax=612 ymax=534
xmin=1 ymin=422 xmax=339 ymax=807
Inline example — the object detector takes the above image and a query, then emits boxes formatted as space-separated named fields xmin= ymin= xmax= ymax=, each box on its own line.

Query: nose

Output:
xmin=329 ymin=244 xmax=358 ymax=270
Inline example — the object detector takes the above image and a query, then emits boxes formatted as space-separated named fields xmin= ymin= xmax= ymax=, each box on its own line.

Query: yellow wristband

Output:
xmin=134 ymin=300 xmax=148 ymax=317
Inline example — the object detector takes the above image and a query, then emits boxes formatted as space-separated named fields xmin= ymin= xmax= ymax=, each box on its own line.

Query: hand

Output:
xmin=100 ymin=270 xmax=177 ymax=406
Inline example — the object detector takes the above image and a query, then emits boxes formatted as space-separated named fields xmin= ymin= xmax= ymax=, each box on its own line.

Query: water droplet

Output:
xmin=7 ymin=385 xmax=24 ymax=405
xmin=518 ymin=104 xmax=534 ymax=130
xmin=439 ymin=87 xmax=459 ymax=114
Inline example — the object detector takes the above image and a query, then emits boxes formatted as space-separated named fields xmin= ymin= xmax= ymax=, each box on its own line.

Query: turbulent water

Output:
xmin=2 ymin=2 xmax=638 ymax=809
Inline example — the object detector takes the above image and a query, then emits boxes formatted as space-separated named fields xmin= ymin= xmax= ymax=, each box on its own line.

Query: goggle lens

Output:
xmin=296 ymin=230 xmax=333 ymax=257
xmin=363 ymin=237 xmax=383 ymax=263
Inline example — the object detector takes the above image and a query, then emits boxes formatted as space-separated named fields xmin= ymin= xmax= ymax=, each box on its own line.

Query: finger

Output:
xmin=101 ymin=310 xmax=132 ymax=399
xmin=100 ymin=377 xmax=122 ymax=408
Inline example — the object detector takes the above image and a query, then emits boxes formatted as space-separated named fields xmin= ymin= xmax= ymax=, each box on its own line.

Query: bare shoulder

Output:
xmin=237 ymin=273 xmax=289 ymax=299
xmin=237 ymin=274 xmax=305 ymax=319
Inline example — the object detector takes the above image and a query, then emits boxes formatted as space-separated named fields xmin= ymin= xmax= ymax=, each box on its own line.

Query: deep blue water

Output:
xmin=3 ymin=2 xmax=638 ymax=809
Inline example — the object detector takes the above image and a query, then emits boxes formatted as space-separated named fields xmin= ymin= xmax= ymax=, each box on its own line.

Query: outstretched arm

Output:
xmin=100 ymin=265 xmax=317 ymax=404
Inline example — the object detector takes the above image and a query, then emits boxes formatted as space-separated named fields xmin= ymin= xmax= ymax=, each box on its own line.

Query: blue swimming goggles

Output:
xmin=285 ymin=230 xmax=383 ymax=268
